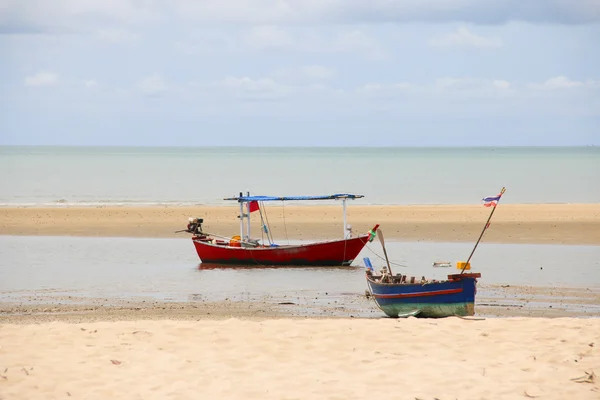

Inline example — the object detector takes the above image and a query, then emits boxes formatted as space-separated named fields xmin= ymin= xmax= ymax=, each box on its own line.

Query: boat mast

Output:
xmin=238 ymin=192 xmax=244 ymax=241
xmin=342 ymin=198 xmax=348 ymax=239
xmin=246 ymin=191 xmax=251 ymax=240
xmin=460 ymin=186 xmax=506 ymax=274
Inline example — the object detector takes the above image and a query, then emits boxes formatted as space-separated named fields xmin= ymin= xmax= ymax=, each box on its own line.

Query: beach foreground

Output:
xmin=2 ymin=203 xmax=600 ymax=245
xmin=1 ymin=317 xmax=598 ymax=399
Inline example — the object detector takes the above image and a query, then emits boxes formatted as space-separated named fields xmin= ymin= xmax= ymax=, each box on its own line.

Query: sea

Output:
xmin=1 ymin=146 xmax=599 ymax=317
xmin=1 ymin=145 xmax=599 ymax=206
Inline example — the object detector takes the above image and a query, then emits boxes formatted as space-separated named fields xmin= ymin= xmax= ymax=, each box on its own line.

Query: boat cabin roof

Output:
xmin=224 ymin=193 xmax=364 ymax=202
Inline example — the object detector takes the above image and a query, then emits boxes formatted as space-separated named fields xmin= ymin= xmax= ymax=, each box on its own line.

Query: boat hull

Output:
xmin=366 ymin=274 xmax=480 ymax=318
xmin=192 ymin=235 xmax=371 ymax=266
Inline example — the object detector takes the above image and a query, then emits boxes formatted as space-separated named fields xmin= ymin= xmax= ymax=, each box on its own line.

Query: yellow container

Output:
xmin=456 ymin=261 xmax=471 ymax=270
xmin=229 ymin=235 xmax=242 ymax=247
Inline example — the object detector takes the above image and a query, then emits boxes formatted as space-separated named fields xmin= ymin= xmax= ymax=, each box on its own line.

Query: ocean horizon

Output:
xmin=1 ymin=145 xmax=598 ymax=207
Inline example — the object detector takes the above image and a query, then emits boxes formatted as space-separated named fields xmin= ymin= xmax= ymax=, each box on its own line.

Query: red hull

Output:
xmin=192 ymin=235 xmax=371 ymax=266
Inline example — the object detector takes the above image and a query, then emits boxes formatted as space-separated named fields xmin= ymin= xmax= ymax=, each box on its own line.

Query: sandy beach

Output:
xmin=2 ymin=203 xmax=600 ymax=245
xmin=2 ymin=203 xmax=599 ymax=399
xmin=1 ymin=317 xmax=598 ymax=399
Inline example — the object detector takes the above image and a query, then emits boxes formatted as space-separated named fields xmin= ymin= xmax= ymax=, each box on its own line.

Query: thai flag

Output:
xmin=482 ymin=194 xmax=501 ymax=207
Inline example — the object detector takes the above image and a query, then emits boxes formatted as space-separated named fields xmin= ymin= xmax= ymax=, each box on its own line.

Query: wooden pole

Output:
xmin=461 ymin=187 xmax=506 ymax=274
xmin=376 ymin=228 xmax=393 ymax=276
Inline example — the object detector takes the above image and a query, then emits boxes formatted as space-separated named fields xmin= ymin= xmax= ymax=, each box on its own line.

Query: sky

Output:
xmin=1 ymin=0 xmax=599 ymax=146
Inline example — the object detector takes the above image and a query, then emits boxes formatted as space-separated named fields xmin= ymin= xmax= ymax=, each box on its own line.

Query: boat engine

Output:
xmin=186 ymin=217 xmax=204 ymax=234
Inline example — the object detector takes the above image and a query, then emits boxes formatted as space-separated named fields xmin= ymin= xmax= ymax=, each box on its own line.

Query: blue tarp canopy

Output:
xmin=224 ymin=193 xmax=364 ymax=202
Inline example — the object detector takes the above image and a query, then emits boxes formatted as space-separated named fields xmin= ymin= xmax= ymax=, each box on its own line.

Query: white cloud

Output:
xmin=15 ymin=71 xmax=598 ymax=121
xmin=344 ymin=76 xmax=600 ymax=118
xmin=137 ymin=74 xmax=169 ymax=96
xmin=535 ymin=76 xmax=584 ymax=89
xmin=24 ymin=71 xmax=59 ymax=86
xmin=191 ymin=74 xmax=599 ymax=118
xmin=64 ymin=73 xmax=599 ymax=105
xmin=493 ymin=80 xmax=510 ymax=89
xmin=429 ymin=27 xmax=503 ymax=48
xmin=351 ymin=76 xmax=600 ymax=105
xmin=203 ymin=74 xmax=344 ymax=103
xmin=355 ymin=78 xmax=523 ymax=101
xmin=435 ymin=77 xmax=504 ymax=91
xmin=122 ymin=74 xmax=599 ymax=106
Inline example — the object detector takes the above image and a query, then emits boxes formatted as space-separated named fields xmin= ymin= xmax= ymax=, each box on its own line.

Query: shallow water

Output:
xmin=1 ymin=236 xmax=599 ymax=306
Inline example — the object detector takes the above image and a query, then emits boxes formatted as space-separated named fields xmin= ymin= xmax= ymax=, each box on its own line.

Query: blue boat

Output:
xmin=365 ymin=269 xmax=481 ymax=318
xmin=364 ymin=187 xmax=506 ymax=318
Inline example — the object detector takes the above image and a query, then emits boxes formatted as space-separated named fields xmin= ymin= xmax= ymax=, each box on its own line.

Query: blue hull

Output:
xmin=366 ymin=273 xmax=480 ymax=318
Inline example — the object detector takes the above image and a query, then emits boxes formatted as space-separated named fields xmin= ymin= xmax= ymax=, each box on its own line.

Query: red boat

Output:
xmin=182 ymin=193 xmax=379 ymax=266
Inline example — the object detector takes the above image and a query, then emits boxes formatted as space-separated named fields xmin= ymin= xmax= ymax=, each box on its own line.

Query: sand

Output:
xmin=2 ymin=204 xmax=599 ymax=398
xmin=1 ymin=317 xmax=598 ymax=400
xmin=2 ymin=203 xmax=600 ymax=245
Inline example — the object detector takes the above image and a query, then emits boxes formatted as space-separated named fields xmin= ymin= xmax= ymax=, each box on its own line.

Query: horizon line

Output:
xmin=0 ymin=144 xmax=598 ymax=148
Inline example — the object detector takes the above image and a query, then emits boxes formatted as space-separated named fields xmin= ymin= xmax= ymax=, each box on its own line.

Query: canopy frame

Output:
xmin=225 ymin=192 xmax=364 ymax=241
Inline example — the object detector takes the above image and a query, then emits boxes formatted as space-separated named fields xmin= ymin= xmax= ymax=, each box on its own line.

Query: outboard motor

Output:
xmin=186 ymin=217 xmax=204 ymax=234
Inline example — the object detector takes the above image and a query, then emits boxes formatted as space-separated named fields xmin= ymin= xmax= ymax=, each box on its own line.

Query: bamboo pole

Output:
xmin=460 ymin=187 xmax=506 ymax=274
xmin=376 ymin=228 xmax=393 ymax=276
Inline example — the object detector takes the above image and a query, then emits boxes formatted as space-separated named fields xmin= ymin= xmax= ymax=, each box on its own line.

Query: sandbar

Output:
xmin=1 ymin=204 xmax=599 ymax=245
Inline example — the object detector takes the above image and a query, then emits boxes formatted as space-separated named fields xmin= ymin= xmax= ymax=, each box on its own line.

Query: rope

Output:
xmin=262 ymin=201 xmax=275 ymax=243
xmin=259 ymin=209 xmax=265 ymax=244
xmin=344 ymin=227 xmax=409 ymax=268
xmin=257 ymin=205 xmax=271 ymax=245
xmin=363 ymin=242 xmax=410 ymax=268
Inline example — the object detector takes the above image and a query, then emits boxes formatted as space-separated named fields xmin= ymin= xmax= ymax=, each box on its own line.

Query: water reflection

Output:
xmin=197 ymin=262 xmax=359 ymax=271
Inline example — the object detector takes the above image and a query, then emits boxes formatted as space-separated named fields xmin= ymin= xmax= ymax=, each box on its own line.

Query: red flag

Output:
xmin=248 ymin=201 xmax=260 ymax=213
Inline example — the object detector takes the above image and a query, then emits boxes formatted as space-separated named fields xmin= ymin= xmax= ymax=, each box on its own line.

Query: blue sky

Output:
xmin=1 ymin=1 xmax=599 ymax=146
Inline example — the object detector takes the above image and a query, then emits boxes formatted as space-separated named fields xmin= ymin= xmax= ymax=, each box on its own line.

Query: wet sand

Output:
xmin=2 ymin=284 xmax=599 ymax=324
xmin=2 ymin=203 xmax=600 ymax=245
